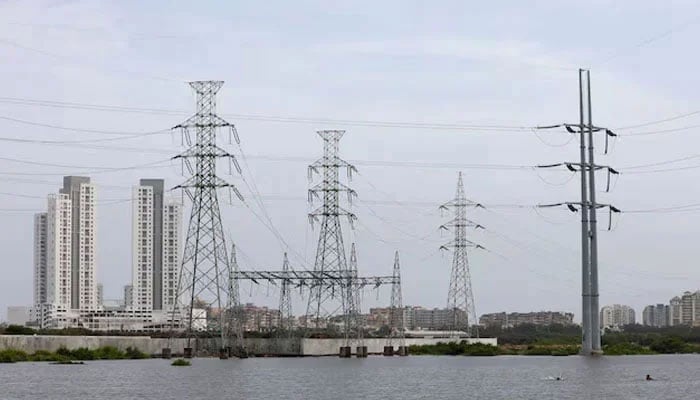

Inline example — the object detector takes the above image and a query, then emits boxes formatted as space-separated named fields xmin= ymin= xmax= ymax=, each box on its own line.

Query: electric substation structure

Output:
xmin=536 ymin=69 xmax=620 ymax=356
xmin=440 ymin=172 xmax=484 ymax=336
xmin=232 ymin=129 xmax=406 ymax=358
xmin=166 ymin=81 xmax=245 ymax=360
xmin=385 ymin=251 xmax=408 ymax=356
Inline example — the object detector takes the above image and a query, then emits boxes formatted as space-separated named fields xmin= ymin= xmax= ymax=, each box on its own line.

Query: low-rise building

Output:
xmin=479 ymin=311 xmax=574 ymax=328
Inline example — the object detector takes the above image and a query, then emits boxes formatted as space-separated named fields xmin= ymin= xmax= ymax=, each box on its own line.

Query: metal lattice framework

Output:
xmin=278 ymin=253 xmax=293 ymax=336
xmin=440 ymin=172 xmax=482 ymax=335
xmin=305 ymin=130 xmax=359 ymax=343
xmin=169 ymin=81 xmax=243 ymax=355
xmin=387 ymin=251 xmax=405 ymax=347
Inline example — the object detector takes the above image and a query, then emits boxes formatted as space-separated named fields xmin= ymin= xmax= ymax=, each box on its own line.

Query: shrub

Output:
xmin=171 ymin=358 xmax=191 ymax=366
xmin=125 ymin=347 xmax=149 ymax=359
xmin=0 ymin=349 xmax=29 ymax=363
xmin=94 ymin=346 xmax=124 ymax=360
xmin=70 ymin=347 xmax=95 ymax=360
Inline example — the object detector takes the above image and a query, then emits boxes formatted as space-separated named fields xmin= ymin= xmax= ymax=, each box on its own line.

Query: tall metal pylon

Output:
xmin=536 ymin=69 xmax=619 ymax=355
xmin=170 ymin=81 xmax=243 ymax=356
xmin=387 ymin=251 xmax=405 ymax=348
xmin=278 ymin=253 xmax=293 ymax=336
xmin=305 ymin=130 xmax=358 ymax=344
xmin=346 ymin=243 xmax=364 ymax=346
xmin=228 ymin=243 xmax=245 ymax=356
xmin=440 ymin=172 xmax=482 ymax=335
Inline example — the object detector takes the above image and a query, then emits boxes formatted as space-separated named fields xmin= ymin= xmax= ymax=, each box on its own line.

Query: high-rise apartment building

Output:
xmin=33 ymin=213 xmax=48 ymax=308
xmin=59 ymin=176 xmax=98 ymax=311
xmin=46 ymin=193 xmax=72 ymax=308
xmin=642 ymin=304 xmax=669 ymax=327
xmin=131 ymin=179 xmax=181 ymax=313
xmin=600 ymin=304 xmax=635 ymax=330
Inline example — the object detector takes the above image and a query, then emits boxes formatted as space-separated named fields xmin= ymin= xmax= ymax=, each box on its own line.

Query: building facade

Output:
xmin=600 ymin=304 xmax=635 ymax=330
xmin=59 ymin=176 xmax=98 ymax=311
xmin=33 ymin=213 xmax=48 ymax=310
xmin=642 ymin=304 xmax=669 ymax=327
xmin=479 ymin=311 xmax=574 ymax=328
xmin=131 ymin=179 xmax=182 ymax=313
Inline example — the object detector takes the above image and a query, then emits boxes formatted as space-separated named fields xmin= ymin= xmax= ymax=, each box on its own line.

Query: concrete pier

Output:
xmin=339 ymin=346 xmax=352 ymax=358
xmin=397 ymin=346 xmax=409 ymax=356
xmin=383 ymin=346 xmax=394 ymax=356
xmin=183 ymin=347 xmax=193 ymax=358
xmin=161 ymin=347 xmax=171 ymax=359
xmin=356 ymin=346 xmax=368 ymax=358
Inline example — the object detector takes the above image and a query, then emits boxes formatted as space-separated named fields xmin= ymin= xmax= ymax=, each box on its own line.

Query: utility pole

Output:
xmin=537 ymin=69 xmax=618 ymax=355
xmin=578 ymin=69 xmax=592 ymax=355
xmin=585 ymin=70 xmax=602 ymax=353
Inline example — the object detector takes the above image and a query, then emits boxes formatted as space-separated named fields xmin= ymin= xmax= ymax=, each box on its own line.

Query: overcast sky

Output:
xmin=1 ymin=0 xmax=699 ymax=322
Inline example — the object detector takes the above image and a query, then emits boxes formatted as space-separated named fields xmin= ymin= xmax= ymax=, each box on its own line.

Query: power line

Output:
xmin=0 ymin=114 xmax=170 ymax=136
xmin=0 ymin=96 xmax=541 ymax=133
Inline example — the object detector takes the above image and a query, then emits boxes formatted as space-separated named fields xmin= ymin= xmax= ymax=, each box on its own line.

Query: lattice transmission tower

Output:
xmin=278 ymin=253 xmax=293 ymax=336
xmin=440 ymin=172 xmax=482 ymax=335
xmin=387 ymin=251 xmax=405 ymax=351
xmin=170 ymin=81 xmax=243 ymax=357
xmin=305 ymin=130 xmax=359 ymax=343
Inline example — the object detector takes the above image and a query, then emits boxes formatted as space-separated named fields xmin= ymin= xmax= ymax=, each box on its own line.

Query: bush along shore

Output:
xmin=410 ymin=338 xmax=700 ymax=356
xmin=408 ymin=342 xmax=580 ymax=356
xmin=0 ymin=346 xmax=149 ymax=363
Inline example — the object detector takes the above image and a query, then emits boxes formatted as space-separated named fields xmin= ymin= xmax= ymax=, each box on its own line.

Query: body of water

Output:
xmin=1 ymin=355 xmax=698 ymax=399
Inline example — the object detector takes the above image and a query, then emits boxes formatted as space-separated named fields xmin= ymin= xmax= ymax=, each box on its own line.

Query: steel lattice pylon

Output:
xmin=387 ymin=251 xmax=405 ymax=348
xmin=170 ymin=81 xmax=243 ymax=356
xmin=278 ymin=253 xmax=293 ymax=337
xmin=346 ymin=243 xmax=363 ymax=347
xmin=305 ymin=130 xmax=360 ymax=345
xmin=440 ymin=172 xmax=482 ymax=335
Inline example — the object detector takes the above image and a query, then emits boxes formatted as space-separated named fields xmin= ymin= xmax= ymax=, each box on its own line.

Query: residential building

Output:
xmin=59 ymin=176 xmax=98 ymax=311
xmin=32 ymin=213 xmax=48 ymax=322
xmin=96 ymin=283 xmax=104 ymax=308
xmin=642 ymin=304 xmax=669 ymax=327
xmin=131 ymin=179 xmax=182 ymax=313
xmin=600 ymin=304 xmax=635 ymax=330
xmin=669 ymin=296 xmax=682 ymax=326
xmin=46 ymin=193 xmax=72 ymax=309
xmin=479 ymin=311 xmax=574 ymax=328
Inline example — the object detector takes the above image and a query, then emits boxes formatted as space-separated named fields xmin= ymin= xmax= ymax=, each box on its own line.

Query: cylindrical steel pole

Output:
xmin=578 ymin=69 xmax=592 ymax=355
xmin=586 ymin=70 xmax=602 ymax=352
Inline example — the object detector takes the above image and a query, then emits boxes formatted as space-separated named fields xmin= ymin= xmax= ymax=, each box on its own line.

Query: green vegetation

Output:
xmin=171 ymin=358 xmax=191 ymax=366
xmin=0 ymin=346 xmax=149 ymax=363
xmin=409 ymin=341 xmax=500 ymax=356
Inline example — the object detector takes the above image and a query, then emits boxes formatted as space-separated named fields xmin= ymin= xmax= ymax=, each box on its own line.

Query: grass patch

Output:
xmin=171 ymin=358 xmax=191 ymax=366
xmin=0 ymin=346 xmax=151 ymax=363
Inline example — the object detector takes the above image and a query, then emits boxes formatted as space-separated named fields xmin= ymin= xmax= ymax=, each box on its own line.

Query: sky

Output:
xmin=0 ymin=0 xmax=699 ymax=322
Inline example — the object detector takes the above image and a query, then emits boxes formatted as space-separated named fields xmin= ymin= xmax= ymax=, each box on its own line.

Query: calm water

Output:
xmin=2 ymin=355 xmax=699 ymax=399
